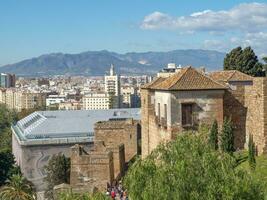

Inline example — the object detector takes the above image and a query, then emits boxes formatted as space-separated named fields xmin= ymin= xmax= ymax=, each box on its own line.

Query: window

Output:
xmin=182 ymin=104 xmax=193 ymax=126
xmin=164 ymin=104 xmax=167 ymax=120
xmin=158 ymin=103 xmax=160 ymax=118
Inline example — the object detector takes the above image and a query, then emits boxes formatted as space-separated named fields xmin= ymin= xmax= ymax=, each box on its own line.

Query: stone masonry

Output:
xmin=70 ymin=141 xmax=125 ymax=192
xmin=94 ymin=119 xmax=141 ymax=163
xmin=141 ymin=67 xmax=267 ymax=158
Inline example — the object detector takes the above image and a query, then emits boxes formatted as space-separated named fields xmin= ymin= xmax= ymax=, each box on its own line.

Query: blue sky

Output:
xmin=1 ymin=0 xmax=267 ymax=65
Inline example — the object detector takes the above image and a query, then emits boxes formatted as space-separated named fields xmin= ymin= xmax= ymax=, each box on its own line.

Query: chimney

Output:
xmin=199 ymin=66 xmax=206 ymax=74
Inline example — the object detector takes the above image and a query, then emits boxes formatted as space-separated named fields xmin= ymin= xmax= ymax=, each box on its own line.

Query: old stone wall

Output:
xmin=141 ymin=89 xmax=154 ymax=158
xmin=141 ymin=88 xmax=224 ymax=158
xmin=94 ymin=119 xmax=140 ymax=163
xmin=70 ymin=143 xmax=114 ymax=192
xmin=244 ymin=78 xmax=267 ymax=154
xmin=106 ymin=144 xmax=125 ymax=179
xmin=223 ymin=84 xmax=247 ymax=150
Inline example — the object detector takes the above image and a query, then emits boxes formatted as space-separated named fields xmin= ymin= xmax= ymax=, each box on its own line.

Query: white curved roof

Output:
xmin=13 ymin=108 xmax=140 ymax=144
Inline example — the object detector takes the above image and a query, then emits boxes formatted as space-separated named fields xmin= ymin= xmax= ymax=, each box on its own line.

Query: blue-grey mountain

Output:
xmin=0 ymin=49 xmax=225 ymax=76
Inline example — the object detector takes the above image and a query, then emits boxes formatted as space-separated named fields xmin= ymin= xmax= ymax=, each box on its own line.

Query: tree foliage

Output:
xmin=248 ymin=135 xmax=256 ymax=170
xmin=208 ymin=120 xmax=218 ymax=150
xmin=0 ymin=149 xmax=16 ymax=186
xmin=124 ymin=134 xmax=265 ymax=200
xmin=0 ymin=104 xmax=19 ymax=185
xmin=0 ymin=104 xmax=17 ymax=133
xmin=0 ymin=174 xmax=36 ymax=200
xmin=220 ymin=118 xmax=235 ymax=154
xmin=44 ymin=154 xmax=70 ymax=199
xmin=224 ymin=46 xmax=265 ymax=77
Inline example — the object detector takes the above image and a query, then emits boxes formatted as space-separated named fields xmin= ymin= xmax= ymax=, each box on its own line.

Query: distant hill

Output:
xmin=0 ymin=49 xmax=225 ymax=76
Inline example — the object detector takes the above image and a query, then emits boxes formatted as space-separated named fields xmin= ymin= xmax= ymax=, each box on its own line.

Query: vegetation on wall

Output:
xmin=44 ymin=154 xmax=71 ymax=200
xmin=220 ymin=118 xmax=235 ymax=154
xmin=208 ymin=120 xmax=218 ymax=150
xmin=248 ymin=134 xmax=256 ymax=170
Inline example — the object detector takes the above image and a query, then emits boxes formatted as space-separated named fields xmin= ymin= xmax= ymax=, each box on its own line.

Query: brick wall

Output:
xmin=223 ymin=85 xmax=247 ymax=150
xmin=70 ymin=143 xmax=114 ymax=192
xmin=141 ymin=88 xmax=224 ymax=158
xmin=94 ymin=119 xmax=141 ymax=163
xmin=244 ymin=78 xmax=267 ymax=154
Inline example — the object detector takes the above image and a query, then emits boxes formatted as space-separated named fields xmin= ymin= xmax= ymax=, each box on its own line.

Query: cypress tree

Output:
xmin=208 ymin=120 xmax=218 ymax=150
xmin=220 ymin=118 xmax=235 ymax=154
xmin=248 ymin=134 xmax=256 ymax=170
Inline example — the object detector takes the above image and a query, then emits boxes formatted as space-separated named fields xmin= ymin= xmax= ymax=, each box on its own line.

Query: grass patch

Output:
xmin=237 ymin=151 xmax=267 ymax=196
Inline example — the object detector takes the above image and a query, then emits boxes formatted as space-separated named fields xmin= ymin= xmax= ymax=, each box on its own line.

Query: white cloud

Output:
xmin=202 ymin=32 xmax=267 ymax=58
xmin=141 ymin=3 xmax=267 ymax=32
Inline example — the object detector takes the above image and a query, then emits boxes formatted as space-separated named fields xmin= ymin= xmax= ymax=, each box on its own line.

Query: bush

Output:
xmin=124 ymin=134 xmax=265 ymax=200
xmin=208 ymin=120 xmax=218 ymax=150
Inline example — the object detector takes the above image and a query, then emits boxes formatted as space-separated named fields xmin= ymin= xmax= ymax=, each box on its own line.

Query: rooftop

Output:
xmin=209 ymin=70 xmax=253 ymax=82
xmin=12 ymin=108 xmax=140 ymax=146
xmin=142 ymin=67 xmax=226 ymax=91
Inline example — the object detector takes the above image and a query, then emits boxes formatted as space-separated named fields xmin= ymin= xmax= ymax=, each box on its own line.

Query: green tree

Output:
xmin=124 ymin=134 xmax=265 ymax=200
xmin=44 ymin=154 xmax=70 ymax=199
xmin=208 ymin=120 xmax=218 ymax=150
xmin=248 ymin=134 xmax=256 ymax=170
xmin=0 ymin=104 xmax=17 ymax=133
xmin=220 ymin=118 xmax=235 ymax=154
xmin=224 ymin=46 xmax=265 ymax=77
xmin=0 ymin=174 xmax=36 ymax=200
xmin=262 ymin=57 xmax=267 ymax=76
xmin=0 ymin=149 xmax=15 ymax=186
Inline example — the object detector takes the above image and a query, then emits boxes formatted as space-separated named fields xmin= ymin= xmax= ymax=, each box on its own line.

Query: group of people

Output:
xmin=106 ymin=181 xmax=129 ymax=200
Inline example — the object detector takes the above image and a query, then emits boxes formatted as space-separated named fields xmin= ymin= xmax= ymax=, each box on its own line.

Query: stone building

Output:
xmin=141 ymin=67 xmax=267 ymax=158
xmin=94 ymin=118 xmax=141 ymax=163
xmin=70 ymin=142 xmax=125 ymax=192
xmin=11 ymin=108 xmax=140 ymax=198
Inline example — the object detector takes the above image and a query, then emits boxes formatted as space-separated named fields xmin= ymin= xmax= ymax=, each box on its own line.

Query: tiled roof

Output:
xmin=209 ymin=70 xmax=253 ymax=82
xmin=147 ymin=67 xmax=226 ymax=91
xmin=141 ymin=77 xmax=166 ymax=89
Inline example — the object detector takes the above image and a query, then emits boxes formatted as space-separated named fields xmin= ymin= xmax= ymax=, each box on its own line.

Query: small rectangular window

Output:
xmin=158 ymin=103 xmax=160 ymax=118
xmin=182 ymin=104 xmax=193 ymax=126
xmin=164 ymin=104 xmax=167 ymax=120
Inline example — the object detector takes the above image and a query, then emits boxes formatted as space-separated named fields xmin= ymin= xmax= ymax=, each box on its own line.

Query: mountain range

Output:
xmin=0 ymin=49 xmax=226 ymax=76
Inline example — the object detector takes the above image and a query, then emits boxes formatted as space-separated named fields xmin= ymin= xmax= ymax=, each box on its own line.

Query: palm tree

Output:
xmin=0 ymin=174 xmax=36 ymax=200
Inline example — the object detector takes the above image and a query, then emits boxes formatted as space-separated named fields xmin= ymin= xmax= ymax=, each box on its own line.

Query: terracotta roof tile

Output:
xmin=141 ymin=77 xmax=166 ymax=89
xmin=149 ymin=67 xmax=226 ymax=91
xmin=209 ymin=70 xmax=253 ymax=82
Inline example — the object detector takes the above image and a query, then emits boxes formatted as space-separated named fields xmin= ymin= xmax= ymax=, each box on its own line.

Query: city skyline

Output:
xmin=1 ymin=0 xmax=267 ymax=66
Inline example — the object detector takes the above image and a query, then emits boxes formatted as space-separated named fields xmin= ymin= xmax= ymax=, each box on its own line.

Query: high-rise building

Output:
xmin=104 ymin=64 xmax=121 ymax=108
xmin=0 ymin=73 xmax=16 ymax=88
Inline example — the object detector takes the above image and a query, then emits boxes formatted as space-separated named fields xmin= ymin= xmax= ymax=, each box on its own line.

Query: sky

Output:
xmin=1 ymin=0 xmax=267 ymax=65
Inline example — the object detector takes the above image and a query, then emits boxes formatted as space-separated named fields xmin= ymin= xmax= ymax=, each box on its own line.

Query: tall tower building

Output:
xmin=104 ymin=64 xmax=121 ymax=108
xmin=0 ymin=73 xmax=16 ymax=88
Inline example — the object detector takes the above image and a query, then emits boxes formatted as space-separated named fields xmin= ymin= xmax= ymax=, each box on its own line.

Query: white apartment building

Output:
xmin=82 ymin=93 xmax=111 ymax=110
xmin=104 ymin=64 xmax=121 ymax=108
xmin=46 ymin=95 xmax=66 ymax=106
xmin=0 ymin=88 xmax=46 ymax=111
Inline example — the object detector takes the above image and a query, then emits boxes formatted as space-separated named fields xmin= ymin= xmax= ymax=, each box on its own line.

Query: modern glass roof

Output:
xmin=13 ymin=108 xmax=140 ymax=143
